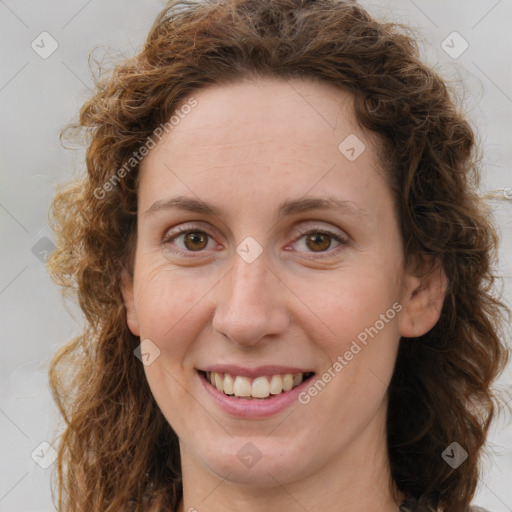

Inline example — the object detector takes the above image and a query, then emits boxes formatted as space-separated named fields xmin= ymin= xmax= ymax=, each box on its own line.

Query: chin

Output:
xmin=198 ymin=436 xmax=315 ymax=487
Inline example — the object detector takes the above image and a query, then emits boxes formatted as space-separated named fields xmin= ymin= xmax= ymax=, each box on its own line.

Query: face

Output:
xmin=122 ymin=76 xmax=445 ymax=490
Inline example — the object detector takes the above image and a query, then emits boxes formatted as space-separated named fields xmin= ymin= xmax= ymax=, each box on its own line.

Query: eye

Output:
xmin=161 ymin=223 xmax=349 ymax=259
xmin=162 ymin=227 xmax=217 ymax=254
xmin=291 ymin=228 xmax=348 ymax=257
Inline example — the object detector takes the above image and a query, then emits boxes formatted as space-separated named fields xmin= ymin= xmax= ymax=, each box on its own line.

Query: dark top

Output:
xmin=400 ymin=497 xmax=491 ymax=511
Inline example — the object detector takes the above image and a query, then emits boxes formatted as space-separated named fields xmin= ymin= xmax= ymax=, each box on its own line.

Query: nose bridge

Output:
xmin=212 ymin=250 xmax=289 ymax=345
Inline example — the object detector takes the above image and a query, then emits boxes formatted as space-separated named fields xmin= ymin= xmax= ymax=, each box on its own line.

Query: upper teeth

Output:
xmin=206 ymin=371 xmax=306 ymax=398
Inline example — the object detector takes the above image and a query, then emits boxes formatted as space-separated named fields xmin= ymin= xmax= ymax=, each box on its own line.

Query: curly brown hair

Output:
xmin=47 ymin=0 xmax=510 ymax=511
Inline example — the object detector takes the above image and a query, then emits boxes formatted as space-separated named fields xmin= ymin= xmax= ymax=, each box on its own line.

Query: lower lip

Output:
xmin=197 ymin=371 xmax=315 ymax=419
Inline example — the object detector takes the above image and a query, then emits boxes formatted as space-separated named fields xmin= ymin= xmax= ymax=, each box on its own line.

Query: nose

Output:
xmin=211 ymin=252 xmax=291 ymax=347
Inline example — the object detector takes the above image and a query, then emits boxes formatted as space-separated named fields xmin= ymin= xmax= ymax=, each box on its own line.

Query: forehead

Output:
xmin=138 ymin=76 xmax=386 ymax=213
xmin=148 ymin=76 xmax=363 ymax=157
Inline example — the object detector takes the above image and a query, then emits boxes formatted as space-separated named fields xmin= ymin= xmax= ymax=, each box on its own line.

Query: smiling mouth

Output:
xmin=199 ymin=370 xmax=315 ymax=399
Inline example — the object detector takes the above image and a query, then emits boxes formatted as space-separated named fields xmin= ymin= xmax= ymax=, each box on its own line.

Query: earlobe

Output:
xmin=120 ymin=269 xmax=141 ymax=337
xmin=398 ymin=259 xmax=447 ymax=338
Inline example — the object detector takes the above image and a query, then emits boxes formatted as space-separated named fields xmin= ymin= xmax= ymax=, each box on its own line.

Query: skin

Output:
xmin=122 ymin=76 xmax=446 ymax=512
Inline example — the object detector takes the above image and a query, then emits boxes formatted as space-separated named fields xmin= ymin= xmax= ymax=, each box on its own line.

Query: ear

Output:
xmin=398 ymin=257 xmax=447 ymax=338
xmin=121 ymin=268 xmax=141 ymax=337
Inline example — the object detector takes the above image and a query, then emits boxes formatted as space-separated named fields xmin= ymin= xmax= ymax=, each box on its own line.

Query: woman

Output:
xmin=47 ymin=0 xmax=509 ymax=511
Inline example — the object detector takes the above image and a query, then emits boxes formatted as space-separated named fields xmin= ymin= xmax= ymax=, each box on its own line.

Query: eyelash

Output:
xmin=161 ymin=224 xmax=349 ymax=259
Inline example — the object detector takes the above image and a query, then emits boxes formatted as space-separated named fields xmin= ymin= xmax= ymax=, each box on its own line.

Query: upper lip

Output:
xmin=198 ymin=365 xmax=315 ymax=378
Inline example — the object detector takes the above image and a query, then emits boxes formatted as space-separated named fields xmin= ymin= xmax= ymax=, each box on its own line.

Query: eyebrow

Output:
xmin=143 ymin=195 xmax=366 ymax=220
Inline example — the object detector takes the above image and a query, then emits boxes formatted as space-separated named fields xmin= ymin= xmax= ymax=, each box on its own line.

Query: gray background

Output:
xmin=0 ymin=0 xmax=511 ymax=510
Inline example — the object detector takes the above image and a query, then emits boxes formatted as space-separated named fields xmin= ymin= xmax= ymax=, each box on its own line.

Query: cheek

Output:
xmin=293 ymin=265 xmax=401 ymax=348
xmin=133 ymin=262 xmax=216 ymax=356
xmin=302 ymin=272 xmax=401 ymax=425
xmin=133 ymin=264 xmax=211 ymax=421
xmin=293 ymin=262 xmax=403 ymax=408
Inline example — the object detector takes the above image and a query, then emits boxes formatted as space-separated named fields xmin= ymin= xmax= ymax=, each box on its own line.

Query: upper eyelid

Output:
xmin=164 ymin=220 xmax=346 ymax=241
xmin=293 ymin=224 xmax=347 ymax=239
xmin=167 ymin=220 xmax=222 ymax=238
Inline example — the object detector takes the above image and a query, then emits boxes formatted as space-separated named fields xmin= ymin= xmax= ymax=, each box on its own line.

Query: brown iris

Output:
xmin=305 ymin=233 xmax=332 ymax=252
xmin=183 ymin=232 xmax=208 ymax=251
